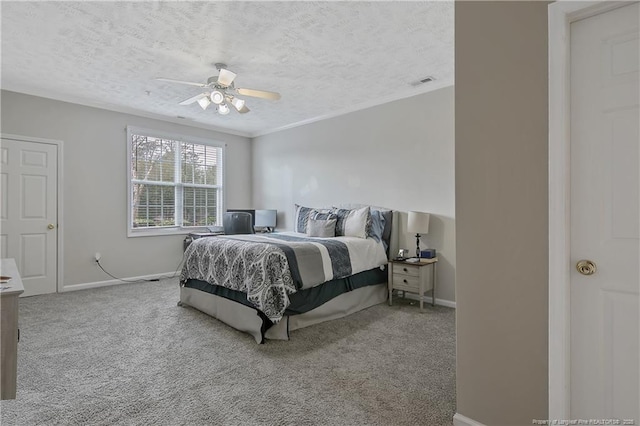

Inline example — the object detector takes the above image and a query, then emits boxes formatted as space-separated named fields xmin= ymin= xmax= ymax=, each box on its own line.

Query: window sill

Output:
xmin=127 ymin=227 xmax=211 ymax=238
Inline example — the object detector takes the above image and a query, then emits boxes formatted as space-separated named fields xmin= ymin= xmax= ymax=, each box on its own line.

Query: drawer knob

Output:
xmin=403 ymin=268 xmax=408 ymax=272
xmin=403 ymin=279 xmax=407 ymax=283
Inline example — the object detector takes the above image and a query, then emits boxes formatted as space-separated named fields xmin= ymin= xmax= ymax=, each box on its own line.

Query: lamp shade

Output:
xmin=407 ymin=211 xmax=430 ymax=234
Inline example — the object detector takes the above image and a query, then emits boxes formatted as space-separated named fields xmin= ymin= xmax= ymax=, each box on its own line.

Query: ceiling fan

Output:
xmin=156 ymin=63 xmax=281 ymax=115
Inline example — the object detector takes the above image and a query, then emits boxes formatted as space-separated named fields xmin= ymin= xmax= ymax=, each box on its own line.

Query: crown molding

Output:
xmin=1 ymin=86 xmax=252 ymax=138
xmin=250 ymin=78 xmax=454 ymax=138
xmin=3 ymin=78 xmax=454 ymax=140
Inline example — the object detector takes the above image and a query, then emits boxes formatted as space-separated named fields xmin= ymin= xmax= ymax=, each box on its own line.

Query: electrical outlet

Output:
xmin=94 ymin=252 xmax=101 ymax=262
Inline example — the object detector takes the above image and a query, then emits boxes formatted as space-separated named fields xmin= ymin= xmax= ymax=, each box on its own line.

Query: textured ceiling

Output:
xmin=1 ymin=1 xmax=454 ymax=137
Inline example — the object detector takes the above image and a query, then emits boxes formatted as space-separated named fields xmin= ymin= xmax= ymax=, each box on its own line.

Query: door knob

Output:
xmin=576 ymin=259 xmax=596 ymax=276
xmin=47 ymin=224 xmax=55 ymax=230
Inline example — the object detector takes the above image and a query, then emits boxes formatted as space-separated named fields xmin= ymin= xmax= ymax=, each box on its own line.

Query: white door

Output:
xmin=0 ymin=138 xmax=58 ymax=296
xmin=570 ymin=2 xmax=639 ymax=420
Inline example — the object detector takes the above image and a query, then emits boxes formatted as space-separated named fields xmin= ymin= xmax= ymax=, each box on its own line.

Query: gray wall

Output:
xmin=252 ymin=86 xmax=456 ymax=303
xmin=1 ymin=90 xmax=252 ymax=287
xmin=455 ymin=1 xmax=549 ymax=424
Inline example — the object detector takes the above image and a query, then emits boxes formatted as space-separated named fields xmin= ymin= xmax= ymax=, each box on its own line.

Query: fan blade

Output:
xmin=217 ymin=69 xmax=237 ymax=87
xmin=238 ymin=105 xmax=250 ymax=114
xmin=236 ymin=88 xmax=281 ymax=100
xmin=178 ymin=93 xmax=207 ymax=105
xmin=156 ymin=78 xmax=207 ymax=88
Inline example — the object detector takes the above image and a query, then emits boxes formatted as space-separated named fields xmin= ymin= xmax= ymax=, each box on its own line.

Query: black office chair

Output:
xmin=223 ymin=212 xmax=255 ymax=235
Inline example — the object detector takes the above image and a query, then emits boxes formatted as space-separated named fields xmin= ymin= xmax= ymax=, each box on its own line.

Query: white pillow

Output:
xmin=331 ymin=206 xmax=371 ymax=239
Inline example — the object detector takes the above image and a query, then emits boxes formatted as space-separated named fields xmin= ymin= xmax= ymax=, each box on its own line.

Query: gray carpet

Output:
xmin=0 ymin=279 xmax=456 ymax=426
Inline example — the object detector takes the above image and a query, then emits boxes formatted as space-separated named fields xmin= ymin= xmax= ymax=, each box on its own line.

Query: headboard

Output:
xmin=388 ymin=210 xmax=400 ymax=261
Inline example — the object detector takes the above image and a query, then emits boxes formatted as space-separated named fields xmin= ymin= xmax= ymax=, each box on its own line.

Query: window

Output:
xmin=127 ymin=127 xmax=224 ymax=236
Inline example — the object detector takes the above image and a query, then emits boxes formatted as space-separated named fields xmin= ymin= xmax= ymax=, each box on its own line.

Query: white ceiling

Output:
xmin=1 ymin=1 xmax=454 ymax=137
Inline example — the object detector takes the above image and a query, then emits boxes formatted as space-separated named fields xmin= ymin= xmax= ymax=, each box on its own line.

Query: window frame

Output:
xmin=126 ymin=126 xmax=226 ymax=237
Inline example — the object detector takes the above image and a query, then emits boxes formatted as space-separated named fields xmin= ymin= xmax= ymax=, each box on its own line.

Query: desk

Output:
xmin=183 ymin=232 xmax=223 ymax=251
xmin=1 ymin=258 xmax=24 ymax=399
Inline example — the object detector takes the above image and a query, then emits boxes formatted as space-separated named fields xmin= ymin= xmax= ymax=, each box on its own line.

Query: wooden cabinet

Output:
xmin=1 ymin=258 xmax=24 ymax=400
xmin=388 ymin=258 xmax=438 ymax=311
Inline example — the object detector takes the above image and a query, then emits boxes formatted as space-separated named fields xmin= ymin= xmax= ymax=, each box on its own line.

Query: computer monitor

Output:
xmin=255 ymin=209 xmax=277 ymax=231
xmin=225 ymin=209 xmax=255 ymax=228
xmin=223 ymin=212 xmax=254 ymax=235
xmin=225 ymin=209 xmax=277 ymax=232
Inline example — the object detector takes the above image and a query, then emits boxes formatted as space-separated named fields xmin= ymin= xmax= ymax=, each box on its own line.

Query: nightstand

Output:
xmin=388 ymin=257 xmax=438 ymax=311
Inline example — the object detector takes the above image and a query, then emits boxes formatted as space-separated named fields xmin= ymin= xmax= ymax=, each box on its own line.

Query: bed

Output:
xmin=178 ymin=206 xmax=398 ymax=343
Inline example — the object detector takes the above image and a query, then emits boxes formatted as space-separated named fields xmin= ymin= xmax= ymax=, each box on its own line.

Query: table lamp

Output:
xmin=407 ymin=211 xmax=430 ymax=258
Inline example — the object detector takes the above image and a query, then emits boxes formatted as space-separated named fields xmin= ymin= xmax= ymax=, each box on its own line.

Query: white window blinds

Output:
xmin=127 ymin=127 xmax=224 ymax=236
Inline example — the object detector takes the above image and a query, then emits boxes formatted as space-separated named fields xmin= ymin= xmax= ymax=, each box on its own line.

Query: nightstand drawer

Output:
xmin=392 ymin=264 xmax=420 ymax=277
xmin=393 ymin=273 xmax=420 ymax=291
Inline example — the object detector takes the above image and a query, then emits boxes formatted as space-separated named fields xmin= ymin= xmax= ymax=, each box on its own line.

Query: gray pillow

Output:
xmin=369 ymin=210 xmax=386 ymax=242
xmin=307 ymin=218 xmax=337 ymax=238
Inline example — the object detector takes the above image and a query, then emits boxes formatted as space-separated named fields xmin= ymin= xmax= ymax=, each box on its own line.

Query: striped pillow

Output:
xmin=309 ymin=210 xmax=336 ymax=221
xmin=294 ymin=204 xmax=330 ymax=233
xmin=330 ymin=206 xmax=371 ymax=239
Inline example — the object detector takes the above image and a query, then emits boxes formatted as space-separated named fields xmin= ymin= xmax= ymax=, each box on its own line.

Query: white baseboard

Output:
xmin=397 ymin=291 xmax=457 ymax=308
xmin=63 ymin=271 xmax=177 ymax=292
xmin=453 ymin=413 xmax=486 ymax=426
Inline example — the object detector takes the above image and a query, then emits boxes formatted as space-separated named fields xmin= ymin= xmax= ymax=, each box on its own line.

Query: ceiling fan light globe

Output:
xmin=210 ymin=91 xmax=224 ymax=105
xmin=218 ymin=103 xmax=230 ymax=115
xmin=197 ymin=97 xmax=211 ymax=110
xmin=231 ymin=97 xmax=245 ymax=111
xmin=217 ymin=69 xmax=237 ymax=87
